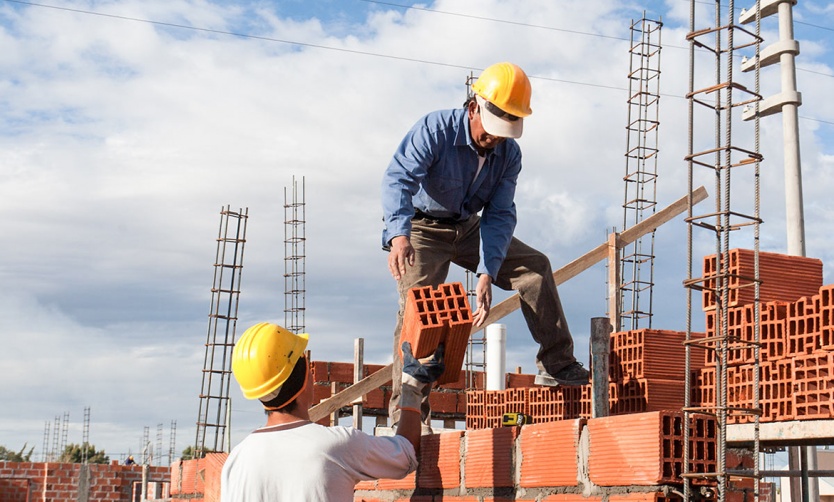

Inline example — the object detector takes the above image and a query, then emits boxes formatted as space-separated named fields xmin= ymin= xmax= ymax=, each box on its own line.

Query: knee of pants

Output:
xmin=526 ymin=251 xmax=552 ymax=277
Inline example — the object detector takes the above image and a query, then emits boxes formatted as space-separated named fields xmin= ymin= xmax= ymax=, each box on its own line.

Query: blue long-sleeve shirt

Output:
xmin=381 ymin=107 xmax=522 ymax=279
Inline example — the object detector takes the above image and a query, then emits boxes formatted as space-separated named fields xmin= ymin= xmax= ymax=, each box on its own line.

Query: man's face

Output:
xmin=468 ymin=100 xmax=506 ymax=151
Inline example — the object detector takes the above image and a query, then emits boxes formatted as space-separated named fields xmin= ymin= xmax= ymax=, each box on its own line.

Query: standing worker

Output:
xmin=220 ymin=322 xmax=445 ymax=502
xmin=381 ymin=61 xmax=589 ymax=428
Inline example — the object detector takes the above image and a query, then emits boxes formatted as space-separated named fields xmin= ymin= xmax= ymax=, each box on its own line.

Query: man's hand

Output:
xmin=388 ymin=235 xmax=414 ymax=281
xmin=472 ymin=274 xmax=493 ymax=327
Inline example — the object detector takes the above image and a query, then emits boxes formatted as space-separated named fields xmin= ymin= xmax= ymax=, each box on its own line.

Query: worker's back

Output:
xmin=220 ymin=420 xmax=417 ymax=502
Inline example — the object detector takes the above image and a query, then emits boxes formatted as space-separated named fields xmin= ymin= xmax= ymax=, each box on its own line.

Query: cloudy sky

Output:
xmin=1 ymin=0 xmax=832 ymax=462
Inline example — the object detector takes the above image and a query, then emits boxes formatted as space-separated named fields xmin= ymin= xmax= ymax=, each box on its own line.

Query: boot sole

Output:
xmin=534 ymin=373 xmax=589 ymax=387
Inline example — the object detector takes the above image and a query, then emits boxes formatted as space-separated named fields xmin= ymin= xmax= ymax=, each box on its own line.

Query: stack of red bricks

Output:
xmin=465 ymin=328 xmax=705 ymax=428
xmin=691 ymin=249 xmax=834 ymax=423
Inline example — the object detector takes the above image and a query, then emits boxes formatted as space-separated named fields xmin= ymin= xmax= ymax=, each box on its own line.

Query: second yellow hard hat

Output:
xmin=231 ymin=322 xmax=309 ymax=401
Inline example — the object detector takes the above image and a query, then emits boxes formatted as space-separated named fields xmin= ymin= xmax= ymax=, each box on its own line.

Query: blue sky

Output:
xmin=0 ymin=0 xmax=832 ymax=462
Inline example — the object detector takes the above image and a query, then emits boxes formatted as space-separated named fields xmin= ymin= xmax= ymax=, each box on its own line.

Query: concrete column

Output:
xmin=778 ymin=0 xmax=806 ymax=257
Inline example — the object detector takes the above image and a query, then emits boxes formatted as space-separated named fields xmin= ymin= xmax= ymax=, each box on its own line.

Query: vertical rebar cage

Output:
xmin=683 ymin=1 xmax=763 ymax=500
xmin=284 ymin=177 xmax=306 ymax=334
xmin=620 ymin=15 xmax=663 ymax=332
xmin=195 ymin=205 xmax=248 ymax=457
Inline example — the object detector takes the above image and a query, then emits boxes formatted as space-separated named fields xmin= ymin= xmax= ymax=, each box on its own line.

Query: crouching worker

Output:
xmin=220 ymin=322 xmax=445 ymax=502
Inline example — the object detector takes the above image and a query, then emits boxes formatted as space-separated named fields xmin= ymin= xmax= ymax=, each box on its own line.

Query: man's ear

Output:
xmin=467 ymin=99 xmax=478 ymax=120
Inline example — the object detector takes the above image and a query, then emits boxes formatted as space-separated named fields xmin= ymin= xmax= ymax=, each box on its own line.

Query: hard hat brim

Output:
xmin=476 ymin=95 xmax=523 ymax=139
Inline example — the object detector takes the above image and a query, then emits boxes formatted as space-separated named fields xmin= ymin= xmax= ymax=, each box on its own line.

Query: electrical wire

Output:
xmin=359 ymin=0 xmax=834 ymax=78
xmin=2 ymin=0 xmax=832 ymax=123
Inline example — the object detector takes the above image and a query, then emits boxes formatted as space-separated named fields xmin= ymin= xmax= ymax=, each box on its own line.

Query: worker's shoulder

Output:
xmin=412 ymin=107 xmax=466 ymax=134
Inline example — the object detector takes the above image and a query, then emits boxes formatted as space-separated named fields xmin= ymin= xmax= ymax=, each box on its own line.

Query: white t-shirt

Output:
xmin=220 ymin=420 xmax=417 ymax=502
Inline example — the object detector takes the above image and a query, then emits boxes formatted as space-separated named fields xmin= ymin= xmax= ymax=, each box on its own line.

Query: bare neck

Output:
xmin=264 ymin=406 xmax=311 ymax=427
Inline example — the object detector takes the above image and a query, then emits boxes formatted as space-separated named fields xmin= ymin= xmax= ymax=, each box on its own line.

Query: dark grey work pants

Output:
xmin=388 ymin=215 xmax=577 ymax=426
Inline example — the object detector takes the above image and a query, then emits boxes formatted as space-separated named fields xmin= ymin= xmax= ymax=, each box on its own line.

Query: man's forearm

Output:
xmin=395 ymin=408 xmax=423 ymax=455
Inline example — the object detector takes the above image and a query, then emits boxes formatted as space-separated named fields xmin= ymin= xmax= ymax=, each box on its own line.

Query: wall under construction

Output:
xmin=0 ymin=461 xmax=169 ymax=501
xmin=165 ymin=248 xmax=830 ymax=502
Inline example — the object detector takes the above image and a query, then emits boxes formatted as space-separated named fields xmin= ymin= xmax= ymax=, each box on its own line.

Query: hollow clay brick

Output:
xmin=329 ymin=362 xmax=356 ymax=384
xmin=588 ymin=411 xmax=716 ymax=486
xmin=310 ymin=360 xmax=329 ymax=382
xmin=610 ymin=329 xmax=705 ymax=380
xmin=364 ymin=364 xmax=385 ymax=378
xmin=787 ymin=295 xmax=822 ymax=356
xmin=400 ymin=282 xmax=473 ymax=385
xmin=464 ymin=428 xmax=517 ymax=488
xmin=362 ymin=387 xmax=387 ymax=410
xmin=507 ymin=373 xmax=536 ymax=387
xmin=725 ymin=364 xmax=758 ymax=425
xmin=465 ymin=390 xmax=486 ymax=429
xmin=793 ymin=351 xmax=834 ymax=420
xmin=774 ymin=359 xmax=795 ymax=421
xmin=541 ymin=496 xmax=603 ymax=501
xmin=518 ymin=419 xmax=584 ymax=487
xmin=527 ymin=386 xmax=577 ymax=423
xmin=820 ymin=284 xmax=834 ymax=350
xmin=610 ymin=378 xmax=686 ymax=416
xmin=484 ymin=390 xmax=506 ymax=429
xmin=416 ymin=430 xmax=463 ymax=489
xmin=503 ymin=387 xmax=529 ymax=417
xmin=376 ymin=470 xmax=415 ymax=491
xmin=429 ymin=390 xmax=459 ymax=414
xmin=353 ymin=479 xmax=376 ymax=491
xmin=701 ymin=249 xmax=822 ymax=311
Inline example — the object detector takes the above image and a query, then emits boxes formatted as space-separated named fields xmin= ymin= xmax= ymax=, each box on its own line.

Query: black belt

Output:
xmin=413 ymin=210 xmax=461 ymax=225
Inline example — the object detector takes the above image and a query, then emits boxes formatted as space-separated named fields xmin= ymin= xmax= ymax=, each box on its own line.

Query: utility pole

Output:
xmin=741 ymin=1 xmax=815 ymax=499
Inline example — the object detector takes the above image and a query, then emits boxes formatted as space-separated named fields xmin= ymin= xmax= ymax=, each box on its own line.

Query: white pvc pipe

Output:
xmin=486 ymin=324 xmax=507 ymax=390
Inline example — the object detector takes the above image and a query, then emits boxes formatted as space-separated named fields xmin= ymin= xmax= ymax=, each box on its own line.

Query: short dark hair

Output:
xmin=262 ymin=356 xmax=307 ymax=413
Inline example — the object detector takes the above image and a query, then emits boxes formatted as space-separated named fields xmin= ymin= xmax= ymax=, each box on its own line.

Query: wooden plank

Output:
xmin=311 ymin=365 xmax=391 ymax=422
xmin=308 ymin=185 xmax=709 ymax=423
xmin=476 ymin=185 xmax=708 ymax=330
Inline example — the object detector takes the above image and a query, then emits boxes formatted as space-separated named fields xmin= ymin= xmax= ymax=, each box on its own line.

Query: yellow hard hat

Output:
xmin=232 ymin=322 xmax=309 ymax=401
xmin=471 ymin=62 xmax=533 ymax=119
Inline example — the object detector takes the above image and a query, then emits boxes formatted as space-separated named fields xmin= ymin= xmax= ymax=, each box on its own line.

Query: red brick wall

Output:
xmin=0 ymin=461 xmax=169 ymax=501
